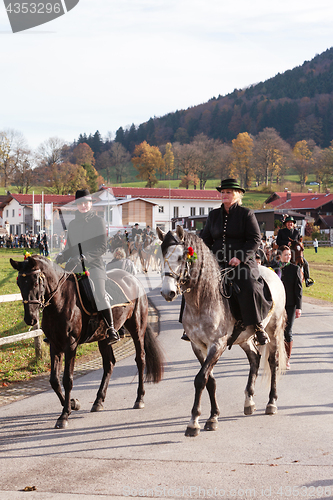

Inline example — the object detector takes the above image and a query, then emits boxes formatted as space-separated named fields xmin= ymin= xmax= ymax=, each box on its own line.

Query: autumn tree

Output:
xmin=230 ymin=132 xmax=254 ymax=188
xmin=109 ymin=142 xmax=131 ymax=183
xmin=172 ymin=142 xmax=199 ymax=189
xmin=252 ymin=128 xmax=290 ymax=186
xmin=162 ymin=142 xmax=175 ymax=180
xmin=132 ymin=141 xmax=164 ymax=188
xmin=293 ymin=140 xmax=313 ymax=190
xmin=70 ymin=142 xmax=95 ymax=167
xmin=192 ymin=134 xmax=221 ymax=189
xmin=49 ymin=162 xmax=89 ymax=195
xmin=0 ymin=129 xmax=29 ymax=188
xmin=34 ymin=136 xmax=67 ymax=187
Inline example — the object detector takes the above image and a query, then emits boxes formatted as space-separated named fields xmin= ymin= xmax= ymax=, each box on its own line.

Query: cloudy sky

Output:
xmin=1 ymin=0 xmax=333 ymax=151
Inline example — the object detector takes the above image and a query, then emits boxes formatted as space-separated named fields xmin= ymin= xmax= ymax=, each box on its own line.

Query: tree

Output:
xmin=252 ymin=128 xmax=290 ymax=186
xmin=293 ymin=140 xmax=312 ymax=190
xmin=70 ymin=143 xmax=95 ymax=167
xmin=132 ymin=141 xmax=164 ymax=188
xmin=34 ymin=136 xmax=67 ymax=187
xmin=230 ymin=132 xmax=254 ymax=188
xmin=82 ymin=163 xmax=100 ymax=193
xmin=49 ymin=162 xmax=89 ymax=195
xmin=0 ymin=129 xmax=29 ymax=188
xmin=162 ymin=142 xmax=175 ymax=181
xmin=110 ymin=142 xmax=131 ymax=183
xmin=191 ymin=134 xmax=222 ymax=189
xmin=172 ymin=142 xmax=199 ymax=188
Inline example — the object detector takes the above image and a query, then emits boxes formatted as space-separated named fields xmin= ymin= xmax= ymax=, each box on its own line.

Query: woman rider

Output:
xmin=56 ymin=189 xmax=119 ymax=345
xmin=200 ymin=178 xmax=272 ymax=346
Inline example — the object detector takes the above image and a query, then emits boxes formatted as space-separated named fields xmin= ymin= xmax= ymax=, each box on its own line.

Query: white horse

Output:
xmin=157 ymin=226 xmax=287 ymax=437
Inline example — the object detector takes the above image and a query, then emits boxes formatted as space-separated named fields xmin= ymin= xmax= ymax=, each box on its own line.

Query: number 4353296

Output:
xmin=6 ymin=3 xmax=62 ymax=14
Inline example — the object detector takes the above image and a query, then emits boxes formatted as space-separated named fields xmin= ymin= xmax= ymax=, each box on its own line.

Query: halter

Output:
xmin=18 ymin=268 xmax=71 ymax=311
xmin=162 ymin=237 xmax=191 ymax=293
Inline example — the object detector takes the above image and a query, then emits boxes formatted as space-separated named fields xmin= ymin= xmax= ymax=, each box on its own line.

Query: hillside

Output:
xmin=96 ymin=47 xmax=333 ymax=152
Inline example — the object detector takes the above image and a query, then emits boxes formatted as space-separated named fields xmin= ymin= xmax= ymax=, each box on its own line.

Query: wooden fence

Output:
xmin=0 ymin=294 xmax=44 ymax=360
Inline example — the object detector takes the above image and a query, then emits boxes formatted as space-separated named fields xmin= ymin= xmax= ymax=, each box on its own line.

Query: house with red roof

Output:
xmin=265 ymin=190 xmax=333 ymax=221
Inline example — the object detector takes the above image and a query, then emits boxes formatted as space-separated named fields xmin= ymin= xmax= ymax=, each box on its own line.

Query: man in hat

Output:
xmin=200 ymin=178 xmax=272 ymax=347
xmin=276 ymin=216 xmax=314 ymax=287
xmin=56 ymin=189 xmax=119 ymax=344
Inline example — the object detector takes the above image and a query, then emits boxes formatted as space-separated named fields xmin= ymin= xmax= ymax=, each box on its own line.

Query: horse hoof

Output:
xmin=185 ymin=426 xmax=200 ymax=437
xmin=265 ymin=404 xmax=277 ymax=415
xmin=91 ymin=403 xmax=104 ymax=412
xmin=204 ymin=420 xmax=218 ymax=431
xmin=133 ymin=401 xmax=145 ymax=409
xmin=71 ymin=398 xmax=81 ymax=411
xmin=55 ymin=419 xmax=68 ymax=429
xmin=244 ymin=404 xmax=256 ymax=415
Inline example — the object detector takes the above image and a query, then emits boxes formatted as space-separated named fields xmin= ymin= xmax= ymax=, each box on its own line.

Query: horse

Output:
xmin=10 ymin=255 xmax=164 ymax=429
xmin=289 ymin=237 xmax=304 ymax=267
xmin=157 ymin=226 xmax=286 ymax=437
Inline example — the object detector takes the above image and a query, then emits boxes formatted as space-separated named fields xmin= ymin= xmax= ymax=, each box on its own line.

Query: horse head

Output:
xmin=10 ymin=255 xmax=47 ymax=326
xmin=157 ymin=225 xmax=190 ymax=301
xmin=289 ymin=238 xmax=304 ymax=266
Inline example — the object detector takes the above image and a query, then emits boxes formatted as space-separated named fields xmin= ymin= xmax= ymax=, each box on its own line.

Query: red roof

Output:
xmin=108 ymin=186 xmax=221 ymax=201
xmin=11 ymin=194 xmax=75 ymax=206
xmin=266 ymin=191 xmax=333 ymax=210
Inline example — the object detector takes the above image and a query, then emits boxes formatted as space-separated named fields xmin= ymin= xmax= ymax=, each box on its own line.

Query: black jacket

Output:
xmin=201 ymin=203 xmax=261 ymax=278
xmin=281 ymin=263 xmax=302 ymax=309
xmin=276 ymin=226 xmax=300 ymax=247
xmin=62 ymin=210 xmax=107 ymax=276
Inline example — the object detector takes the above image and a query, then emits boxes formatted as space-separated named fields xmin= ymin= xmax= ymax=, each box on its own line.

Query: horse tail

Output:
xmin=144 ymin=323 xmax=165 ymax=383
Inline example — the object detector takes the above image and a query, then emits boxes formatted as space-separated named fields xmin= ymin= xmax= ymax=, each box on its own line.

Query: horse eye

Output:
xmin=178 ymin=256 xmax=182 ymax=262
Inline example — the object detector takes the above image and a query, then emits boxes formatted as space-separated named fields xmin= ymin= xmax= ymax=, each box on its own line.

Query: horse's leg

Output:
xmin=91 ymin=340 xmax=116 ymax=412
xmin=49 ymin=346 xmax=65 ymax=407
xmin=239 ymin=340 xmax=261 ymax=415
xmin=125 ymin=305 xmax=146 ymax=409
xmin=186 ymin=342 xmax=224 ymax=437
xmin=191 ymin=344 xmax=220 ymax=432
xmin=55 ymin=348 xmax=77 ymax=429
xmin=265 ymin=341 xmax=279 ymax=415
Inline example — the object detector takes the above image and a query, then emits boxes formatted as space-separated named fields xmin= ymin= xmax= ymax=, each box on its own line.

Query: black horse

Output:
xmin=10 ymin=255 xmax=164 ymax=429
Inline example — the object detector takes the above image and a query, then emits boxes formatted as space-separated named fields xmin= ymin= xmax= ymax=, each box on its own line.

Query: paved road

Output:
xmin=0 ymin=271 xmax=332 ymax=500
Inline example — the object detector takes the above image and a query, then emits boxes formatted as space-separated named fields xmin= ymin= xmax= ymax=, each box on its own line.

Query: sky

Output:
xmin=1 ymin=0 xmax=333 ymax=151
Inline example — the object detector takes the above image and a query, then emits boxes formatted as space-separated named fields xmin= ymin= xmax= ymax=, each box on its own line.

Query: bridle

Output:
xmin=18 ymin=268 xmax=71 ymax=311
xmin=162 ymin=241 xmax=191 ymax=293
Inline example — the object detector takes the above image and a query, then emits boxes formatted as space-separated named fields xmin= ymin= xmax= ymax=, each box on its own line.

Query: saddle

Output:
xmin=76 ymin=269 xmax=132 ymax=316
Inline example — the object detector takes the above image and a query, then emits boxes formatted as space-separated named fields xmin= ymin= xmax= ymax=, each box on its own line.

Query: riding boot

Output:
xmin=227 ymin=320 xmax=245 ymax=349
xmin=101 ymin=308 xmax=120 ymax=345
xmin=253 ymin=322 xmax=270 ymax=345
xmin=181 ymin=331 xmax=190 ymax=342
xmin=285 ymin=341 xmax=293 ymax=369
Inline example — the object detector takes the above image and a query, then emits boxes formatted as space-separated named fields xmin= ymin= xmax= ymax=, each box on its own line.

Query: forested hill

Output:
xmin=78 ymin=47 xmax=333 ymax=153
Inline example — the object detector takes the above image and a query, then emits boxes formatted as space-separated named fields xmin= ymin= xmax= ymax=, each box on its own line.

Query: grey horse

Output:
xmin=157 ymin=225 xmax=287 ymax=437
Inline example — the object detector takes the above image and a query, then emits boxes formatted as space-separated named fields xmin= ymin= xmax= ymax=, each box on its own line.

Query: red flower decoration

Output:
xmin=188 ymin=246 xmax=194 ymax=256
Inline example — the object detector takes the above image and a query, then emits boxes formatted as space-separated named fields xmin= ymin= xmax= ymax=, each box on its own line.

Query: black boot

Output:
xmin=227 ymin=320 xmax=245 ymax=349
xmin=181 ymin=331 xmax=190 ymax=342
xmin=101 ymin=308 xmax=120 ymax=345
xmin=254 ymin=322 xmax=270 ymax=345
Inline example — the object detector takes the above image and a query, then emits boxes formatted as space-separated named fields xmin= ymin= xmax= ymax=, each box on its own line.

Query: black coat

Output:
xmin=276 ymin=226 xmax=300 ymax=247
xmin=280 ymin=263 xmax=302 ymax=309
xmin=62 ymin=210 xmax=107 ymax=279
xmin=201 ymin=203 xmax=271 ymax=326
xmin=201 ymin=203 xmax=261 ymax=278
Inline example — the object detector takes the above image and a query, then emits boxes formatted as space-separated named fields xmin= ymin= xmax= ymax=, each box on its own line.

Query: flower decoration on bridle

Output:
xmin=186 ymin=246 xmax=197 ymax=264
xmin=24 ymin=251 xmax=32 ymax=260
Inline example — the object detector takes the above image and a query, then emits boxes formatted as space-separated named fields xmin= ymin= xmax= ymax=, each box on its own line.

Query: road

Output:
xmin=0 ymin=271 xmax=332 ymax=500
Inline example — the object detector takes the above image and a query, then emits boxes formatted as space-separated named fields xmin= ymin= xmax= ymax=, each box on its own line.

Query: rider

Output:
xmin=200 ymin=178 xmax=272 ymax=347
xmin=276 ymin=216 xmax=314 ymax=287
xmin=55 ymin=189 xmax=119 ymax=345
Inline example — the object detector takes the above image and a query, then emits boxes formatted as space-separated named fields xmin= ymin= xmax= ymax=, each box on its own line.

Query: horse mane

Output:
xmin=183 ymin=232 xmax=222 ymax=306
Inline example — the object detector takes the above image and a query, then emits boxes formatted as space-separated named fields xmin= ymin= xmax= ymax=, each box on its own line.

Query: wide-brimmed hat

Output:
xmin=283 ymin=216 xmax=295 ymax=224
xmin=75 ymin=189 xmax=93 ymax=201
xmin=216 ymin=178 xmax=245 ymax=193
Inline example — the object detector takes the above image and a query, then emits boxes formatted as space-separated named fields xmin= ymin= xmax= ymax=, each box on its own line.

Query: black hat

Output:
xmin=283 ymin=216 xmax=295 ymax=224
xmin=216 ymin=178 xmax=245 ymax=193
xmin=75 ymin=189 xmax=92 ymax=201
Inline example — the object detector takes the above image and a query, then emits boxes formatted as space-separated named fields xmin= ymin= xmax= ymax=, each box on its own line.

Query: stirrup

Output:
xmin=254 ymin=324 xmax=270 ymax=345
xmin=106 ymin=328 xmax=120 ymax=345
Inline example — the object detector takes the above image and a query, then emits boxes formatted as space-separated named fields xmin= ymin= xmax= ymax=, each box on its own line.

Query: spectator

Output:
xmin=313 ymin=238 xmax=318 ymax=253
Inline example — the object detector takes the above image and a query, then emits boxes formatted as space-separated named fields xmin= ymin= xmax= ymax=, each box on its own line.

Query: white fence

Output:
xmin=0 ymin=294 xmax=44 ymax=360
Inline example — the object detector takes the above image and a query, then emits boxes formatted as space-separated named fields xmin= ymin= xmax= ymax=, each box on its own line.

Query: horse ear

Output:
xmin=10 ymin=258 xmax=22 ymax=271
xmin=176 ymin=225 xmax=184 ymax=241
xmin=28 ymin=256 xmax=38 ymax=268
xmin=156 ymin=227 xmax=165 ymax=241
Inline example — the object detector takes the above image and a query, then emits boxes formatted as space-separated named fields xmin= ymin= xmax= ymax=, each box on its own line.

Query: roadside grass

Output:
xmin=0 ymin=249 xmax=99 ymax=386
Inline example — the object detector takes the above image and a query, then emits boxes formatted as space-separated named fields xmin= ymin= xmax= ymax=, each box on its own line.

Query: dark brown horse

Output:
xmin=10 ymin=255 xmax=164 ymax=429
xmin=289 ymin=237 xmax=305 ymax=267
